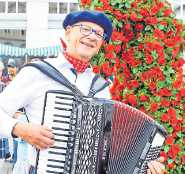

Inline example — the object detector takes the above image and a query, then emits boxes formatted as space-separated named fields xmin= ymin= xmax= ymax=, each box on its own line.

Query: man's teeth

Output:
xmin=81 ymin=42 xmax=94 ymax=48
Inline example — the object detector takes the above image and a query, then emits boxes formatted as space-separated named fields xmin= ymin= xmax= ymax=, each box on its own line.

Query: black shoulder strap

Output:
xmin=88 ymin=74 xmax=110 ymax=97
xmin=23 ymin=60 xmax=84 ymax=96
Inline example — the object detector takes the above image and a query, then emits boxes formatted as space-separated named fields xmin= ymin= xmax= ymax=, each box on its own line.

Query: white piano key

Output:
xmin=53 ymin=141 xmax=68 ymax=148
xmin=54 ymin=135 xmax=68 ymax=141
xmin=49 ymin=147 xmax=67 ymax=154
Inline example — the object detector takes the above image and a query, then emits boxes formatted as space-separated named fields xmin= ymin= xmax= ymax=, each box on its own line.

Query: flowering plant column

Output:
xmin=80 ymin=0 xmax=185 ymax=173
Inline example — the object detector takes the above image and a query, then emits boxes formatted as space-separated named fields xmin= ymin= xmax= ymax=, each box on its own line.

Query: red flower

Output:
xmin=154 ymin=29 xmax=165 ymax=39
xmin=81 ymin=0 xmax=91 ymax=5
xmin=150 ymin=6 xmax=159 ymax=16
xmin=166 ymin=136 xmax=174 ymax=145
xmin=105 ymin=44 xmax=114 ymax=52
xmin=135 ymin=23 xmax=144 ymax=31
xmin=168 ymin=144 xmax=180 ymax=160
xmin=182 ymin=155 xmax=185 ymax=164
xmin=145 ymin=53 xmax=153 ymax=64
xmin=140 ymin=95 xmax=149 ymax=102
xmin=148 ymin=82 xmax=157 ymax=91
xmin=158 ymin=88 xmax=172 ymax=97
xmin=163 ymin=9 xmax=172 ymax=17
xmin=145 ymin=17 xmax=158 ymax=25
xmin=150 ymin=103 xmax=159 ymax=112
xmin=127 ymin=94 xmax=137 ymax=106
xmin=130 ymin=12 xmax=138 ymax=21
xmin=161 ymin=99 xmax=170 ymax=107
xmin=114 ymin=45 xmax=121 ymax=54
xmin=140 ymin=8 xmax=149 ymax=17
xmin=167 ymin=108 xmax=176 ymax=118
xmin=129 ymin=80 xmax=139 ymax=89
xmin=167 ymin=162 xmax=175 ymax=169
xmin=93 ymin=65 xmax=100 ymax=74
xmin=160 ymin=151 xmax=167 ymax=162
xmin=180 ymin=88 xmax=185 ymax=97
xmin=161 ymin=114 xmax=169 ymax=122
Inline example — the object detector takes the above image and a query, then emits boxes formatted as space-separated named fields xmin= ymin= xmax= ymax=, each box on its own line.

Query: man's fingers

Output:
xmin=147 ymin=169 xmax=151 ymax=174
xmin=156 ymin=157 xmax=165 ymax=163
xmin=39 ymin=135 xmax=54 ymax=147
xmin=148 ymin=161 xmax=157 ymax=174
xmin=41 ymin=127 xmax=54 ymax=139
xmin=148 ymin=160 xmax=165 ymax=174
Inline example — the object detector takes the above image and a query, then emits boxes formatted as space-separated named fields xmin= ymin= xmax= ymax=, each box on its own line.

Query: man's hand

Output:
xmin=12 ymin=122 xmax=54 ymax=149
xmin=147 ymin=157 xmax=165 ymax=174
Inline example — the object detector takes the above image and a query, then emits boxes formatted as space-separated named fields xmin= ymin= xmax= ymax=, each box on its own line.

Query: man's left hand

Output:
xmin=147 ymin=157 xmax=165 ymax=174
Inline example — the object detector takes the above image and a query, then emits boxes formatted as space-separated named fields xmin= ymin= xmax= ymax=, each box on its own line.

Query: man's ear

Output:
xmin=65 ymin=26 xmax=72 ymax=42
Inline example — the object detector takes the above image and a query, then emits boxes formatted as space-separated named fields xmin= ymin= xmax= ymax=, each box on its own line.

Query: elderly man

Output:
xmin=0 ymin=10 xmax=164 ymax=174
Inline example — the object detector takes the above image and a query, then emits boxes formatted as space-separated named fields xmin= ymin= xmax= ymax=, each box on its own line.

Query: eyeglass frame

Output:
xmin=71 ymin=24 xmax=107 ymax=41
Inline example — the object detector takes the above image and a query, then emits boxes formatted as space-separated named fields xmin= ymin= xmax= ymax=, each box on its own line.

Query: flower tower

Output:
xmin=80 ymin=0 xmax=185 ymax=173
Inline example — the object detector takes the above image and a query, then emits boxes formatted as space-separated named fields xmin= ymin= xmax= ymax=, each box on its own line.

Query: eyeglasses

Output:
xmin=72 ymin=24 xmax=106 ymax=41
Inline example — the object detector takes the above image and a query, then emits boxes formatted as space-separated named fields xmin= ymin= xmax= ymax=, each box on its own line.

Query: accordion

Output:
xmin=36 ymin=90 xmax=167 ymax=174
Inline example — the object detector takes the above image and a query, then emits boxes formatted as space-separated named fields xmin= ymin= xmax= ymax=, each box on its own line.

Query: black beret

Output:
xmin=63 ymin=10 xmax=113 ymax=42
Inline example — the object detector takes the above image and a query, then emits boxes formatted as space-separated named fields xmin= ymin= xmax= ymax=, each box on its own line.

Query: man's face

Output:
xmin=65 ymin=21 xmax=104 ymax=62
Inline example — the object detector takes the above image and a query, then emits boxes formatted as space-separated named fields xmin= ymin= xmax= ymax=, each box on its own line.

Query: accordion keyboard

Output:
xmin=36 ymin=92 xmax=76 ymax=174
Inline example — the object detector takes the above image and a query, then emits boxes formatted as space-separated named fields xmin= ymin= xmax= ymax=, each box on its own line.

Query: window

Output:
xmin=48 ymin=1 xmax=79 ymax=14
xmin=49 ymin=2 xmax=57 ymax=14
xmin=183 ymin=5 xmax=185 ymax=15
xmin=0 ymin=1 xmax=6 ymax=13
xmin=8 ymin=1 xmax=16 ymax=13
xmin=18 ymin=1 xmax=26 ymax=13
xmin=70 ymin=3 xmax=79 ymax=12
xmin=59 ymin=2 xmax=67 ymax=14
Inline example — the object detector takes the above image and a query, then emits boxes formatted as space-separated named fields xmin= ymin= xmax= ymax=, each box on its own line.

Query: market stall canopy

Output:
xmin=0 ymin=44 xmax=62 ymax=58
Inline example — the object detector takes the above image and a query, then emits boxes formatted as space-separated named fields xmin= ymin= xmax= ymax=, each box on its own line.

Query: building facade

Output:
xmin=0 ymin=0 xmax=184 ymax=48
xmin=0 ymin=0 xmax=79 ymax=48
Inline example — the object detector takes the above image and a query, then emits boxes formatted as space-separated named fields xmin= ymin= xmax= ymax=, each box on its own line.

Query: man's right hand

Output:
xmin=12 ymin=122 xmax=54 ymax=149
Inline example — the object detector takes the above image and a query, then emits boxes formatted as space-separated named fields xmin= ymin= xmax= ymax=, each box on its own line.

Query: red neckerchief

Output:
xmin=60 ymin=38 xmax=90 ymax=73
xmin=63 ymin=51 xmax=90 ymax=73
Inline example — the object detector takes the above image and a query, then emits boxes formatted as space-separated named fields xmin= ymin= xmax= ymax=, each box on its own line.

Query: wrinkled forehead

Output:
xmin=71 ymin=21 xmax=104 ymax=33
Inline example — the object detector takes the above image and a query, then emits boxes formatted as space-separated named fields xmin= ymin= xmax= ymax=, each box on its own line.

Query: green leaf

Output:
xmin=157 ymin=81 xmax=166 ymax=89
xmin=164 ymin=145 xmax=170 ymax=153
xmin=145 ymin=25 xmax=153 ymax=32
xmin=157 ymin=24 xmax=165 ymax=30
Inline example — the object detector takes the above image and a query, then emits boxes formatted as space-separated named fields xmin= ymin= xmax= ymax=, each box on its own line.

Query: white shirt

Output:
xmin=0 ymin=52 xmax=110 ymax=165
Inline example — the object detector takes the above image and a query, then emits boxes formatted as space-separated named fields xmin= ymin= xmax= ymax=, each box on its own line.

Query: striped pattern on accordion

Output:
xmin=36 ymin=90 xmax=167 ymax=174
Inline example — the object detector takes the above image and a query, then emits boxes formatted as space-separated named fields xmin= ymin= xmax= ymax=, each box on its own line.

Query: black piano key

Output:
xmin=53 ymin=120 xmax=70 ymax=124
xmin=55 ymin=101 xmax=73 ymax=106
xmin=46 ymin=170 xmax=63 ymax=174
xmin=48 ymin=151 xmax=66 ymax=156
xmin=54 ymin=107 xmax=72 ymax=111
xmin=56 ymin=96 xmax=74 ymax=100
xmin=48 ymin=159 xmax=65 ymax=164
xmin=50 ymin=146 xmax=67 ymax=150
xmin=53 ymin=114 xmax=71 ymax=119
xmin=53 ymin=138 xmax=68 ymax=143
xmin=47 ymin=164 xmax=64 ymax=169
xmin=53 ymin=132 xmax=70 ymax=137
xmin=52 ymin=127 xmax=70 ymax=132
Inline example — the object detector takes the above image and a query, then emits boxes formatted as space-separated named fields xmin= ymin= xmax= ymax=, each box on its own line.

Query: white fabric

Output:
xmin=0 ymin=159 xmax=13 ymax=174
xmin=0 ymin=52 xmax=110 ymax=169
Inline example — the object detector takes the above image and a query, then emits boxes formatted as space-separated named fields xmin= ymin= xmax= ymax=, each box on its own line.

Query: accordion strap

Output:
xmin=23 ymin=60 xmax=84 ymax=96
xmin=24 ymin=60 xmax=110 ymax=97
xmin=88 ymin=74 xmax=110 ymax=97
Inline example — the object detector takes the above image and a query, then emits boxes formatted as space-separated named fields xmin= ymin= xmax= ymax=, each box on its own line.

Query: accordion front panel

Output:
xmin=106 ymin=102 xmax=166 ymax=174
xmin=36 ymin=90 xmax=105 ymax=174
xmin=36 ymin=91 xmax=77 ymax=174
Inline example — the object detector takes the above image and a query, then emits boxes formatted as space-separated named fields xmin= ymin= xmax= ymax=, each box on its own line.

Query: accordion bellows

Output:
xmin=36 ymin=90 xmax=167 ymax=174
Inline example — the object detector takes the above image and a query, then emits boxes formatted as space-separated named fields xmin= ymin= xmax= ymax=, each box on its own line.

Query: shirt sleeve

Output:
xmin=0 ymin=66 xmax=38 ymax=137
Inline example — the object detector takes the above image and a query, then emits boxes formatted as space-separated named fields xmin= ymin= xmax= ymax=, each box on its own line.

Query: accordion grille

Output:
xmin=108 ymin=102 xmax=155 ymax=174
